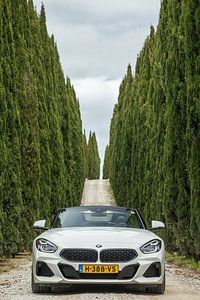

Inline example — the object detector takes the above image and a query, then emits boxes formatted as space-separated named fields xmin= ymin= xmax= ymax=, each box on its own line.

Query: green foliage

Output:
xmin=166 ymin=252 xmax=200 ymax=272
xmin=0 ymin=0 xmax=86 ymax=257
xmin=87 ymin=132 xmax=100 ymax=179
xmin=103 ymin=145 xmax=110 ymax=179
xmin=82 ymin=130 xmax=88 ymax=178
xmin=106 ymin=0 xmax=200 ymax=259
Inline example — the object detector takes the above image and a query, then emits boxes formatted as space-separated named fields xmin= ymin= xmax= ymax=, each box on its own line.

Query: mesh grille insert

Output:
xmin=100 ymin=249 xmax=137 ymax=262
xmin=60 ymin=248 xmax=98 ymax=262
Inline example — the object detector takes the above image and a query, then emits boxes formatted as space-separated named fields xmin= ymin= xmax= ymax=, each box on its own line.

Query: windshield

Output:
xmin=52 ymin=206 xmax=144 ymax=229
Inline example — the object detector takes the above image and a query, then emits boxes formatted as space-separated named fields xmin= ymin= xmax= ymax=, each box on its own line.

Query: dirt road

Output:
xmin=81 ymin=179 xmax=115 ymax=206
xmin=0 ymin=179 xmax=200 ymax=299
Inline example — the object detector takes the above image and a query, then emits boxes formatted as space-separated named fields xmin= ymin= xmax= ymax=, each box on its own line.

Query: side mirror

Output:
xmin=149 ymin=220 xmax=165 ymax=231
xmin=33 ymin=220 xmax=49 ymax=231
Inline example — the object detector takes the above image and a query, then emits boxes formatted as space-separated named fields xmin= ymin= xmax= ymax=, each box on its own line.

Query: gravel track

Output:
xmin=0 ymin=179 xmax=200 ymax=299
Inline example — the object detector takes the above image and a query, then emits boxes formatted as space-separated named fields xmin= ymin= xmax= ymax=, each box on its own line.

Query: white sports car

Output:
xmin=32 ymin=206 xmax=165 ymax=294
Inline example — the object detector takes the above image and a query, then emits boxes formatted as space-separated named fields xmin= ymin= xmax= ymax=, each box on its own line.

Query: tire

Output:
xmin=31 ymin=272 xmax=51 ymax=294
xmin=146 ymin=272 xmax=165 ymax=294
xmin=156 ymin=272 xmax=165 ymax=294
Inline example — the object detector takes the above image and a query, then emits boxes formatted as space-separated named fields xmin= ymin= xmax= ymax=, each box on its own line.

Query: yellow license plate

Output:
xmin=79 ymin=264 xmax=119 ymax=273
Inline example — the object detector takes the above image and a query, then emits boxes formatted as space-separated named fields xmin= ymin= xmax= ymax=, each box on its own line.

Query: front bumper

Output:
xmin=32 ymin=248 xmax=165 ymax=286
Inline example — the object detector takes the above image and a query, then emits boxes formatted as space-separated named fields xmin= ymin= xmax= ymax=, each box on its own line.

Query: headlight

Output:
xmin=140 ymin=239 xmax=162 ymax=254
xmin=36 ymin=238 xmax=58 ymax=253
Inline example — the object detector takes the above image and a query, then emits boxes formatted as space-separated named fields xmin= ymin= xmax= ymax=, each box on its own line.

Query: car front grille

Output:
xmin=100 ymin=249 xmax=137 ymax=262
xmin=60 ymin=248 xmax=137 ymax=263
xmin=60 ymin=248 xmax=98 ymax=262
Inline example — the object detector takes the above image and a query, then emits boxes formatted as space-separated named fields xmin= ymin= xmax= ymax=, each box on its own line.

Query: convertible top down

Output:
xmin=32 ymin=206 xmax=165 ymax=294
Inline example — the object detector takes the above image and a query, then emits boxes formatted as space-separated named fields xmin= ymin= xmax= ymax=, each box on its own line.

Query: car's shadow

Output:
xmin=47 ymin=284 xmax=157 ymax=296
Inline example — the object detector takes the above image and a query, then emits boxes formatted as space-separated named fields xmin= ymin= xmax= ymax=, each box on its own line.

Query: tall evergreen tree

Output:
xmin=1 ymin=0 xmax=23 ymax=256
xmin=65 ymin=78 xmax=86 ymax=205
xmin=103 ymin=145 xmax=110 ymax=179
xmin=83 ymin=129 xmax=88 ymax=178
xmin=11 ymin=0 xmax=41 ymax=249
xmin=87 ymin=132 xmax=100 ymax=179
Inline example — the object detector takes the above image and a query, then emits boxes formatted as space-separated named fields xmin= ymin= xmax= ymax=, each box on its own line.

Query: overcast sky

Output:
xmin=33 ymin=0 xmax=161 ymax=173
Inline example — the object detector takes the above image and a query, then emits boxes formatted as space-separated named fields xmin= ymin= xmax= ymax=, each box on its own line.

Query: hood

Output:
xmin=38 ymin=227 xmax=160 ymax=249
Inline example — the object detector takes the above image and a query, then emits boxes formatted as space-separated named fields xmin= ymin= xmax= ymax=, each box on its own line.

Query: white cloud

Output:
xmin=34 ymin=0 xmax=160 ymax=79
xmin=46 ymin=22 xmax=152 ymax=79
xmin=73 ymin=77 xmax=121 ymax=162
xmin=34 ymin=0 xmax=160 ymax=23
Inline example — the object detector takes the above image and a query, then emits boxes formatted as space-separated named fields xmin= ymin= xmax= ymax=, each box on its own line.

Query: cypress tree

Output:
xmin=103 ymin=145 xmax=110 ymax=179
xmin=1 ymin=0 xmax=23 ymax=256
xmin=87 ymin=132 xmax=100 ymax=179
xmin=65 ymin=78 xmax=85 ymax=205
xmin=0 ymin=0 xmax=5 ymax=255
xmin=10 ymin=0 xmax=41 ymax=249
xmin=26 ymin=0 xmax=52 ymax=224
xmin=183 ymin=0 xmax=200 ymax=256
xmin=83 ymin=129 xmax=88 ymax=178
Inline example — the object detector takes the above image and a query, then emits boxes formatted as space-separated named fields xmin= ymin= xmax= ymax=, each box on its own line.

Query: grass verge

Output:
xmin=166 ymin=251 xmax=200 ymax=272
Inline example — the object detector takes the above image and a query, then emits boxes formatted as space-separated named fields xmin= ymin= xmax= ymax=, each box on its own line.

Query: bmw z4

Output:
xmin=32 ymin=205 xmax=165 ymax=294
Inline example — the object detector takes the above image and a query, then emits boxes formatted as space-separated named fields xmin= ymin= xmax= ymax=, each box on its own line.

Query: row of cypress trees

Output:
xmin=105 ymin=0 xmax=200 ymax=259
xmin=0 ymin=0 xmax=86 ymax=257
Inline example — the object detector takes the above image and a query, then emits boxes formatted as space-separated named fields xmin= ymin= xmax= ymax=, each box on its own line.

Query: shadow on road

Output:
xmin=49 ymin=284 xmax=157 ymax=296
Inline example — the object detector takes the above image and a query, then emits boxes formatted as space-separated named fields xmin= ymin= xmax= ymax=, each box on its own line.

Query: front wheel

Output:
xmin=31 ymin=272 xmax=51 ymax=294
xmin=156 ymin=272 xmax=165 ymax=294
xmin=146 ymin=272 xmax=165 ymax=294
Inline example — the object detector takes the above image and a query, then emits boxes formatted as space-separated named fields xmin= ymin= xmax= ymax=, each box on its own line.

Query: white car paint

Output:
xmin=32 ymin=206 xmax=165 ymax=293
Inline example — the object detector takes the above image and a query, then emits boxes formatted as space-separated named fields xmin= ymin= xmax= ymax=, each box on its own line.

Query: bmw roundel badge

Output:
xmin=96 ymin=244 xmax=102 ymax=248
